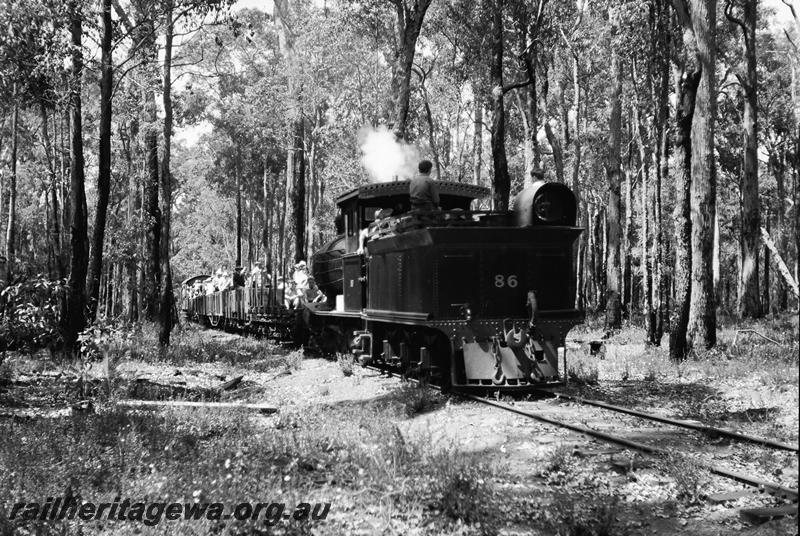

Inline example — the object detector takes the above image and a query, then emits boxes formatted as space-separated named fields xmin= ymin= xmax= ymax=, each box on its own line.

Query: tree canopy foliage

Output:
xmin=0 ymin=0 xmax=797 ymax=353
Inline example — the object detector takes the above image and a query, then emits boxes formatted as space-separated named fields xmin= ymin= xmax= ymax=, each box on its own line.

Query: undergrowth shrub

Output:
xmin=420 ymin=447 xmax=493 ymax=523
xmin=337 ymin=353 xmax=354 ymax=376
xmin=0 ymin=276 xmax=64 ymax=354
xmin=397 ymin=383 xmax=439 ymax=416
xmin=546 ymin=492 xmax=620 ymax=536
xmin=568 ymin=362 xmax=599 ymax=386
xmin=655 ymin=451 xmax=709 ymax=505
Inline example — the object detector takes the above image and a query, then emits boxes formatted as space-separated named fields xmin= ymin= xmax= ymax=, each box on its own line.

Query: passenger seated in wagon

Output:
xmin=302 ymin=276 xmax=326 ymax=305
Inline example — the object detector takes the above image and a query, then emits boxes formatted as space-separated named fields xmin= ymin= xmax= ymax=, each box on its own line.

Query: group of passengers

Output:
xmin=284 ymin=260 xmax=326 ymax=309
xmin=188 ymin=260 xmax=324 ymax=310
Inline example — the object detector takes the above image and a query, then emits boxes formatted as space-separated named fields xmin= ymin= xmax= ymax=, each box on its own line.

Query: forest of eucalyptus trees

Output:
xmin=0 ymin=0 xmax=797 ymax=357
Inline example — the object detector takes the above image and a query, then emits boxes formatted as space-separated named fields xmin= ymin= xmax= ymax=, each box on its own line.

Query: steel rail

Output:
xmin=456 ymin=392 xmax=799 ymax=502
xmin=196 ymin=324 xmax=798 ymax=502
xmin=533 ymin=389 xmax=799 ymax=453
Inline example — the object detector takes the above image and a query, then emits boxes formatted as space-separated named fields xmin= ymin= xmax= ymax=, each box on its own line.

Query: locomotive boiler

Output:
xmin=182 ymin=178 xmax=584 ymax=392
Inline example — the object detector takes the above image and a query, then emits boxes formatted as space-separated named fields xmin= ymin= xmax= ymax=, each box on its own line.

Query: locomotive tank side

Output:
xmin=311 ymin=234 xmax=346 ymax=302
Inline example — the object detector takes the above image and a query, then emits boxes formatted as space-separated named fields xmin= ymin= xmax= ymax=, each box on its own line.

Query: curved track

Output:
xmin=532 ymin=388 xmax=799 ymax=452
xmin=198 ymin=319 xmax=799 ymax=507
xmin=364 ymin=363 xmax=798 ymax=504
xmin=456 ymin=391 xmax=798 ymax=503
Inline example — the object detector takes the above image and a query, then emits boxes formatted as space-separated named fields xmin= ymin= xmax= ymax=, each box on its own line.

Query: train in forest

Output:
xmin=181 ymin=178 xmax=584 ymax=392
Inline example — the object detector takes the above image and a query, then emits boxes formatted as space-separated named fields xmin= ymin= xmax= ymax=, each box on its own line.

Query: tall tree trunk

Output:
xmin=291 ymin=117 xmax=306 ymax=262
xmin=771 ymin=150 xmax=788 ymax=309
xmin=123 ymin=121 xmax=139 ymax=322
xmin=519 ymin=5 xmax=545 ymax=183
xmin=420 ymin=82 xmax=442 ymax=178
xmin=473 ymin=97 xmax=483 ymax=185
xmin=277 ymin=170 xmax=287 ymax=278
xmin=235 ymin=148 xmax=242 ymax=267
xmin=274 ymin=0 xmax=306 ymax=263
xmin=571 ymin=55 xmax=584 ymax=308
xmin=0 ymin=115 xmax=6 ymax=262
xmin=762 ymin=209 xmax=771 ymax=311
xmin=248 ymin=199 xmax=254 ymax=269
xmin=668 ymin=51 xmax=700 ymax=360
xmin=686 ymin=0 xmax=718 ymax=351
xmin=87 ymin=0 xmax=113 ymax=322
xmin=639 ymin=126 xmax=653 ymax=339
xmin=605 ymin=26 xmax=623 ymax=331
xmin=654 ymin=126 xmax=668 ymax=342
xmin=544 ymin=122 xmax=565 ymax=184
xmin=112 ymin=0 xmax=139 ymax=322
xmin=5 ymin=87 xmax=18 ymax=280
xmin=387 ymin=0 xmax=432 ymax=140
xmin=159 ymin=0 xmax=174 ymax=348
xmin=143 ymin=125 xmax=160 ymax=320
xmin=262 ymin=161 xmax=272 ymax=272
xmin=490 ymin=0 xmax=511 ymax=210
xmin=64 ymin=1 xmax=89 ymax=356
xmin=730 ymin=0 xmax=761 ymax=318
xmin=652 ymin=0 xmax=670 ymax=344
xmin=40 ymin=102 xmax=63 ymax=280
xmin=623 ymin=156 xmax=633 ymax=315
xmin=129 ymin=0 xmax=161 ymax=321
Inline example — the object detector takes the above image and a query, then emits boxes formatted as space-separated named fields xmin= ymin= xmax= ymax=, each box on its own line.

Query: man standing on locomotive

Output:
xmin=409 ymin=159 xmax=439 ymax=211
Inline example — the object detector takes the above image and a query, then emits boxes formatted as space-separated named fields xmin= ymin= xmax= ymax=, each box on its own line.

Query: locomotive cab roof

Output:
xmin=336 ymin=180 xmax=489 ymax=215
xmin=334 ymin=180 xmax=489 ymax=247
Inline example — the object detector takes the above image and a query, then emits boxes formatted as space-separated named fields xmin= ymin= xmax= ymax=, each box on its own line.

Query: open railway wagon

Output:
xmin=182 ymin=178 xmax=584 ymax=392
xmin=180 ymin=275 xmax=297 ymax=342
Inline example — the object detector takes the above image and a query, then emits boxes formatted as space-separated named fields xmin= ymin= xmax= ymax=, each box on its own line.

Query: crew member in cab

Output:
xmin=409 ymin=159 xmax=439 ymax=211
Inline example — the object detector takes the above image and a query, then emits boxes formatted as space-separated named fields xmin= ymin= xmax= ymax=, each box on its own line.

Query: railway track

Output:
xmin=458 ymin=392 xmax=798 ymax=503
xmin=532 ymin=388 xmax=799 ymax=453
xmin=201 ymin=321 xmax=799 ymax=518
xmin=366 ymin=363 xmax=799 ymax=515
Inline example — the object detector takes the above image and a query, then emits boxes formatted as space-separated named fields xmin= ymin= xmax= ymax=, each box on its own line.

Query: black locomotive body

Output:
xmin=182 ymin=179 xmax=584 ymax=391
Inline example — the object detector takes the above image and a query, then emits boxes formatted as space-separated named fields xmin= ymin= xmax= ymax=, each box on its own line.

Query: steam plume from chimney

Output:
xmin=358 ymin=125 xmax=420 ymax=182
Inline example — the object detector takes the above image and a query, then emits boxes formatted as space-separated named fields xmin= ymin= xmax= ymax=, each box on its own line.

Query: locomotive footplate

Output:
xmin=432 ymin=311 xmax=583 ymax=390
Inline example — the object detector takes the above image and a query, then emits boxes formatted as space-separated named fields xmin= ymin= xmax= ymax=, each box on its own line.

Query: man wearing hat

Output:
xmin=291 ymin=260 xmax=309 ymax=308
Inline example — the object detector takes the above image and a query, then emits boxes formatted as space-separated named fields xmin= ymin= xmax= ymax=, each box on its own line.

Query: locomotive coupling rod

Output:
xmin=458 ymin=392 xmax=799 ymax=502
xmin=534 ymin=389 xmax=799 ymax=453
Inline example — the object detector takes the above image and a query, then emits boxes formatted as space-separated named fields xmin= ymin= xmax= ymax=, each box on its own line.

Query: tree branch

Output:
xmin=669 ymin=0 xmax=692 ymax=29
xmin=502 ymin=77 xmax=534 ymax=94
xmin=785 ymin=29 xmax=799 ymax=55
xmin=724 ymin=0 xmax=752 ymax=53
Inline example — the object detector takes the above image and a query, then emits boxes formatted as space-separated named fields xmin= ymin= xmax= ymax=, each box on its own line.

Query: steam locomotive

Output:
xmin=182 ymin=179 xmax=584 ymax=391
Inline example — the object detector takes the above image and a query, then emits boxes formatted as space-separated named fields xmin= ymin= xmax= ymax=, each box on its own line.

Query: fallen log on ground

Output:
xmin=760 ymin=227 xmax=799 ymax=297
xmin=116 ymin=399 xmax=278 ymax=414
xmin=216 ymin=375 xmax=244 ymax=392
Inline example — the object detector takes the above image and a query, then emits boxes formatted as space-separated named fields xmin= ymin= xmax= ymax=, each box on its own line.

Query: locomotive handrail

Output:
xmin=363 ymin=309 xmax=431 ymax=322
xmin=367 ymin=209 xmax=526 ymax=241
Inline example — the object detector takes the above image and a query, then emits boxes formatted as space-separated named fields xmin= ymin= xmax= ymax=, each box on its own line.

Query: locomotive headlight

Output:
xmin=513 ymin=181 xmax=577 ymax=226
xmin=460 ymin=303 xmax=472 ymax=321
xmin=533 ymin=190 xmax=564 ymax=223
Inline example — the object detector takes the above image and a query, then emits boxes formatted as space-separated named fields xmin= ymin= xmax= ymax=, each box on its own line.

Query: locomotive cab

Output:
xmin=312 ymin=180 xmax=487 ymax=310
